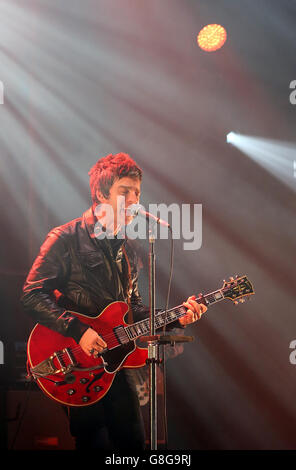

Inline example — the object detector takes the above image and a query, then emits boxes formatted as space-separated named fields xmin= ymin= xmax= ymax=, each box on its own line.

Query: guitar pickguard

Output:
xmin=102 ymin=341 xmax=136 ymax=373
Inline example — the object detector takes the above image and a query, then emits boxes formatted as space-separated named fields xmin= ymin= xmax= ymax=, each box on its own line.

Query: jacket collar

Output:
xmin=82 ymin=206 xmax=126 ymax=246
xmin=82 ymin=206 xmax=97 ymax=240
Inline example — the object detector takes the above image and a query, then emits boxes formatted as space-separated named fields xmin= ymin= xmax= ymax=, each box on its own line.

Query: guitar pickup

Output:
xmin=113 ymin=326 xmax=130 ymax=345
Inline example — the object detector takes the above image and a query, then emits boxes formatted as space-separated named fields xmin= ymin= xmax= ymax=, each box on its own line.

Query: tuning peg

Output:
xmin=234 ymin=301 xmax=238 ymax=305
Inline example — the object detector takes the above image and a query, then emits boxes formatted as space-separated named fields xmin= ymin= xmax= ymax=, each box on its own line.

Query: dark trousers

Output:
xmin=67 ymin=369 xmax=146 ymax=450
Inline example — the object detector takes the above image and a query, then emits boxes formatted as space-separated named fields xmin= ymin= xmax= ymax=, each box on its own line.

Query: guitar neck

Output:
xmin=125 ymin=288 xmax=225 ymax=340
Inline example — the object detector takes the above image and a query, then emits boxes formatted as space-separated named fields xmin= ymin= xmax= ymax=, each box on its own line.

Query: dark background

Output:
xmin=0 ymin=0 xmax=295 ymax=450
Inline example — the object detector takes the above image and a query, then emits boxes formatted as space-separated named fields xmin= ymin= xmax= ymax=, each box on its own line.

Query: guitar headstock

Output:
xmin=222 ymin=275 xmax=254 ymax=304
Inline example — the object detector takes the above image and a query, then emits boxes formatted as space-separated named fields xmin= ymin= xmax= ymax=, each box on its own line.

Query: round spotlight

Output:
xmin=197 ymin=24 xmax=227 ymax=52
xmin=226 ymin=132 xmax=236 ymax=143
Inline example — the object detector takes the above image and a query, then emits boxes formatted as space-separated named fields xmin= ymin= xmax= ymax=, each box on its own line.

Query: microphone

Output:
xmin=127 ymin=204 xmax=170 ymax=228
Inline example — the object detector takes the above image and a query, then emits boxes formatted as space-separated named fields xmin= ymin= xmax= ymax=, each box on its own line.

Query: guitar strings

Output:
xmin=60 ymin=310 xmax=179 ymax=358
xmin=55 ymin=307 xmax=184 ymax=361
xmin=60 ymin=294 xmax=212 ymax=357
xmin=55 ymin=293 xmax=222 ymax=361
xmin=47 ymin=288 xmax=248 ymax=367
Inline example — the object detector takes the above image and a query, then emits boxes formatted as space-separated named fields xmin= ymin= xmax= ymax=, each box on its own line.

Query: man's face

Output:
xmin=96 ymin=176 xmax=141 ymax=231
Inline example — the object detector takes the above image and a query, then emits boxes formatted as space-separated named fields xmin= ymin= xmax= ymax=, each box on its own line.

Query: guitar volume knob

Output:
xmin=65 ymin=374 xmax=76 ymax=384
xmin=80 ymin=378 xmax=89 ymax=384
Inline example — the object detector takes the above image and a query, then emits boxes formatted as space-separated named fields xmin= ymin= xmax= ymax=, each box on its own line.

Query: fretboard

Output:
xmin=125 ymin=288 xmax=225 ymax=340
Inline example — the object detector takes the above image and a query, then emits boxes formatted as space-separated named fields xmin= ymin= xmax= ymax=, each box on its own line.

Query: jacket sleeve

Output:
xmin=129 ymin=271 xmax=150 ymax=322
xmin=21 ymin=229 xmax=89 ymax=343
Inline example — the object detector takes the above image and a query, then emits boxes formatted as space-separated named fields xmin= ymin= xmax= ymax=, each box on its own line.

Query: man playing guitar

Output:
xmin=21 ymin=153 xmax=207 ymax=450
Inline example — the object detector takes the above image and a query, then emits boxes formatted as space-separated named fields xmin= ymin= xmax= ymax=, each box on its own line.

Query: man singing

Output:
xmin=21 ymin=152 xmax=207 ymax=450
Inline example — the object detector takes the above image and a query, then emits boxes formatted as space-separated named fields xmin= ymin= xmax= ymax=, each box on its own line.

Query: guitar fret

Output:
xmin=127 ymin=305 xmax=187 ymax=339
xmin=204 ymin=291 xmax=224 ymax=304
xmin=135 ymin=324 xmax=142 ymax=335
xmin=156 ymin=317 xmax=162 ymax=327
xmin=125 ymin=278 xmax=251 ymax=341
xmin=137 ymin=322 xmax=145 ymax=334
xmin=128 ymin=297 xmax=216 ymax=340
xmin=130 ymin=326 xmax=137 ymax=338
xmin=141 ymin=322 xmax=148 ymax=334
xmin=204 ymin=294 xmax=216 ymax=304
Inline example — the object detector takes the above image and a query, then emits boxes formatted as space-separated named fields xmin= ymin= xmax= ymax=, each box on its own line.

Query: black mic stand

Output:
xmin=147 ymin=224 xmax=157 ymax=450
xmin=140 ymin=222 xmax=194 ymax=450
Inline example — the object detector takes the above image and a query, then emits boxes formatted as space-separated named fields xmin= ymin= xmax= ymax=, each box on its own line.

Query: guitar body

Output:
xmin=27 ymin=301 xmax=148 ymax=407
xmin=27 ymin=275 xmax=254 ymax=407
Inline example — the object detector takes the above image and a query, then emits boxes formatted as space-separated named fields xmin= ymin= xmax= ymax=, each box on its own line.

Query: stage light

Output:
xmin=197 ymin=24 xmax=227 ymax=52
xmin=225 ymin=133 xmax=296 ymax=191
xmin=226 ymin=132 xmax=236 ymax=143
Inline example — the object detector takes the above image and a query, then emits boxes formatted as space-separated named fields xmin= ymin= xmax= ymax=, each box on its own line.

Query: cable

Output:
xmin=161 ymin=225 xmax=174 ymax=449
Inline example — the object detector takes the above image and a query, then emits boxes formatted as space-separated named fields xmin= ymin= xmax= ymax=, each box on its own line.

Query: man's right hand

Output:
xmin=79 ymin=327 xmax=107 ymax=357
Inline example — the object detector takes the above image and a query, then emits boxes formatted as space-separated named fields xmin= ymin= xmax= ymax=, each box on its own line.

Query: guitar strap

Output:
xmin=122 ymin=244 xmax=134 ymax=325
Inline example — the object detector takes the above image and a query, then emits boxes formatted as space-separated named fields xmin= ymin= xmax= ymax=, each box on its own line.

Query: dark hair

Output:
xmin=89 ymin=153 xmax=142 ymax=204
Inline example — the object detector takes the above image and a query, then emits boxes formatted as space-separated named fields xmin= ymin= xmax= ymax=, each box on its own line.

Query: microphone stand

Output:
xmin=140 ymin=222 xmax=193 ymax=450
xmin=147 ymin=225 xmax=157 ymax=450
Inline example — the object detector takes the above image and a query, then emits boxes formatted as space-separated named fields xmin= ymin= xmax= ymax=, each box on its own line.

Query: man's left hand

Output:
xmin=179 ymin=295 xmax=207 ymax=326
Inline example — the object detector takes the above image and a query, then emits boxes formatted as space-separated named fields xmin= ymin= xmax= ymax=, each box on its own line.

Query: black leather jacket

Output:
xmin=21 ymin=207 xmax=149 ymax=343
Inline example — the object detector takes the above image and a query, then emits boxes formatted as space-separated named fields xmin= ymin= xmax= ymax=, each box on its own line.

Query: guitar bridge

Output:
xmin=30 ymin=349 xmax=77 ymax=379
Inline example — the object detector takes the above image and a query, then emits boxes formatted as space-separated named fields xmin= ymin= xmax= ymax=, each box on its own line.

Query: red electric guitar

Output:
xmin=27 ymin=275 xmax=254 ymax=407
